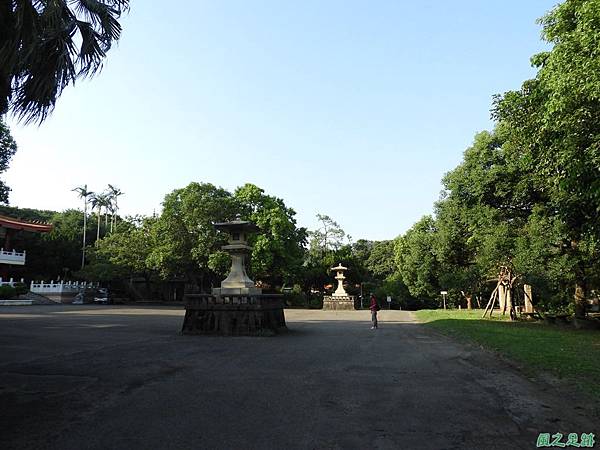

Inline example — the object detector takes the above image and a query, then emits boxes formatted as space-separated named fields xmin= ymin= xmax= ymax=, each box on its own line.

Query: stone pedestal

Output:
xmin=181 ymin=218 xmax=287 ymax=336
xmin=322 ymin=263 xmax=356 ymax=310
xmin=182 ymin=293 xmax=286 ymax=336
xmin=322 ymin=295 xmax=355 ymax=310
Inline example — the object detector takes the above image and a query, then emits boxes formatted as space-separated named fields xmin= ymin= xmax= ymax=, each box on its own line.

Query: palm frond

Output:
xmin=1 ymin=1 xmax=130 ymax=123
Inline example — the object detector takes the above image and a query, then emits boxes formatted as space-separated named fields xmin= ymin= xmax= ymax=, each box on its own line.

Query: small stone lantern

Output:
xmin=331 ymin=263 xmax=348 ymax=297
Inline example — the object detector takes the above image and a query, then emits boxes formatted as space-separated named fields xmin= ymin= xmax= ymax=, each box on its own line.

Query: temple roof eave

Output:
xmin=0 ymin=215 xmax=53 ymax=233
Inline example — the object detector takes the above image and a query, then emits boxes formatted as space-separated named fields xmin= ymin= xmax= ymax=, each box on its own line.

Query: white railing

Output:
xmin=0 ymin=249 xmax=26 ymax=266
xmin=30 ymin=280 xmax=99 ymax=294
xmin=0 ymin=277 xmax=25 ymax=287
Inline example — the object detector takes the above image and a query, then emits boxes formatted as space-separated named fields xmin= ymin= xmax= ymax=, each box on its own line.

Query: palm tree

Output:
xmin=107 ymin=201 xmax=117 ymax=233
xmin=90 ymin=192 xmax=110 ymax=244
xmin=1 ymin=1 xmax=130 ymax=123
xmin=107 ymin=184 xmax=124 ymax=232
xmin=104 ymin=194 xmax=112 ymax=230
xmin=72 ymin=185 xmax=93 ymax=269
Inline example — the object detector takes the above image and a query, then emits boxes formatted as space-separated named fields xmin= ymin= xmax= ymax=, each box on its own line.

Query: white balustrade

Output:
xmin=0 ymin=277 xmax=25 ymax=287
xmin=0 ymin=248 xmax=26 ymax=266
xmin=30 ymin=280 xmax=99 ymax=294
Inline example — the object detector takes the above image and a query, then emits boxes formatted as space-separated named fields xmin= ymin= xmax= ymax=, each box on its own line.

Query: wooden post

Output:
xmin=498 ymin=283 xmax=506 ymax=314
xmin=482 ymin=287 xmax=498 ymax=318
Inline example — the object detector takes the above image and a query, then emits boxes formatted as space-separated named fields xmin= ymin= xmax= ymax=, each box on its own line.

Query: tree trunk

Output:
xmin=96 ymin=208 xmax=101 ymax=243
xmin=498 ymin=283 xmax=506 ymax=314
xmin=574 ymin=282 xmax=587 ymax=318
xmin=524 ymin=284 xmax=533 ymax=313
xmin=570 ymin=239 xmax=587 ymax=318
xmin=147 ymin=276 xmax=153 ymax=300
xmin=113 ymin=200 xmax=118 ymax=230
xmin=82 ymin=198 xmax=87 ymax=269
xmin=199 ymin=273 xmax=205 ymax=294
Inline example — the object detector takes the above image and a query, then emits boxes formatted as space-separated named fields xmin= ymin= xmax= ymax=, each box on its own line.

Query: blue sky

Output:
xmin=6 ymin=0 xmax=557 ymax=241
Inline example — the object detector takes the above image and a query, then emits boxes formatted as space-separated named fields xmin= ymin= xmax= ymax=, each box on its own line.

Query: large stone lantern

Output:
xmin=181 ymin=219 xmax=286 ymax=336
xmin=323 ymin=262 xmax=356 ymax=310
xmin=213 ymin=220 xmax=261 ymax=295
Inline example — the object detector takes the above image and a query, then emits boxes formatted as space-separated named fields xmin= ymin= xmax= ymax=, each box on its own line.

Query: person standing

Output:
xmin=369 ymin=293 xmax=379 ymax=329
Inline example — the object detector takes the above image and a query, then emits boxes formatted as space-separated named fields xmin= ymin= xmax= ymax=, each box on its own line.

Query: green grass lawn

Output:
xmin=415 ymin=309 xmax=600 ymax=399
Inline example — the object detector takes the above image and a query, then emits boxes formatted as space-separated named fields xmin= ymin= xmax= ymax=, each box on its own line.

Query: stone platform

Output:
xmin=323 ymin=295 xmax=355 ymax=310
xmin=181 ymin=293 xmax=287 ymax=336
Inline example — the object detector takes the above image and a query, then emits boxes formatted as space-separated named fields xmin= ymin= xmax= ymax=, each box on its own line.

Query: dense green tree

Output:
xmin=0 ymin=1 xmax=129 ymax=123
xmin=434 ymin=130 xmax=524 ymax=300
xmin=86 ymin=216 xmax=157 ymax=284
xmin=234 ymin=183 xmax=307 ymax=286
xmin=138 ymin=182 xmax=307 ymax=292
xmin=148 ymin=182 xmax=236 ymax=289
xmin=365 ymin=240 xmax=395 ymax=280
xmin=0 ymin=119 xmax=17 ymax=203
xmin=493 ymin=0 xmax=600 ymax=317
xmin=394 ymin=216 xmax=441 ymax=299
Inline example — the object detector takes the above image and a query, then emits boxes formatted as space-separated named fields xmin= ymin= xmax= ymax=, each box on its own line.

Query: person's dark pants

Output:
xmin=371 ymin=310 xmax=378 ymax=328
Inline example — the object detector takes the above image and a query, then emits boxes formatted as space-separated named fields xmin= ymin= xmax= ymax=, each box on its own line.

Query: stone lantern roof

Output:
xmin=213 ymin=219 xmax=260 ymax=233
xmin=331 ymin=263 xmax=347 ymax=271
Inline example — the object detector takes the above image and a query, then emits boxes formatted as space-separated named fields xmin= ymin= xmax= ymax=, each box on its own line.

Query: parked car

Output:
xmin=93 ymin=288 xmax=109 ymax=304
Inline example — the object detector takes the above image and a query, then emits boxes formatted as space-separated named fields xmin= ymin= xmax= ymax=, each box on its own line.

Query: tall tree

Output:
xmin=148 ymin=182 xmax=237 ymax=289
xmin=309 ymin=214 xmax=347 ymax=255
xmin=394 ymin=216 xmax=441 ymax=299
xmin=90 ymin=192 xmax=110 ymax=243
xmin=0 ymin=1 xmax=129 ymax=123
xmin=365 ymin=240 xmax=396 ymax=280
xmin=0 ymin=119 xmax=17 ymax=203
xmin=234 ymin=183 xmax=307 ymax=286
xmin=92 ymin=216 xmax=157 ymax=284
xmin=72 ymin=184 xmax=93 ymax=269
xmin=493 ymin=0 xmax=600 ymax=317
xmin=107 ymin=184 xmax=123 ymax=232
xmin=302 ymin=214 xmax=349 ymax=293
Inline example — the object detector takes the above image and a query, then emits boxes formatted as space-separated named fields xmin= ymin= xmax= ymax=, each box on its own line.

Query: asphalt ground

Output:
xmin=0 ymin=306 xmax=596 ymax=450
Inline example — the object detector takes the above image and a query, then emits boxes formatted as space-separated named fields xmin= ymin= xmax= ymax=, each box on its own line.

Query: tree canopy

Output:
xmin=388 ymin=0 xmax=600 ymax=315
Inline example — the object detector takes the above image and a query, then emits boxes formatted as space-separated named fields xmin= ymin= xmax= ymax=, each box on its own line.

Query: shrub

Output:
xmin=283 ymin=292 xmax=307 ymax=308
xmin=0 ymin=285 xmax=17 ymax=299
xmin=13 ymin=282 xmax=28 ymax=296
xmin=308 ymin=296 xmax=323 ymax=309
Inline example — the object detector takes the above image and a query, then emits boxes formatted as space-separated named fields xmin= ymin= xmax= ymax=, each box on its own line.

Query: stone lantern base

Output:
xmin=323 ymin=295 xmax=356 ymax=311
xmin=181 ymin=293 xmax=287 ymax=336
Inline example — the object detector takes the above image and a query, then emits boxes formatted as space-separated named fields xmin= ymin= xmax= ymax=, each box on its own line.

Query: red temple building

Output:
xmin=0 ymin=214 xmax=53 ymax=279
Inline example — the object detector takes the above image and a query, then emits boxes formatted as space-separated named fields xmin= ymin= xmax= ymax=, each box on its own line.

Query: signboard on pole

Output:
xmin=440 ymin=291 xmax=448 ymax=310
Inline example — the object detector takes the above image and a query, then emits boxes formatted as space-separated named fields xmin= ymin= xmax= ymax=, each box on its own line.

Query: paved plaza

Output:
xmin=0 ymin=306 xmax=596 ymax=449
